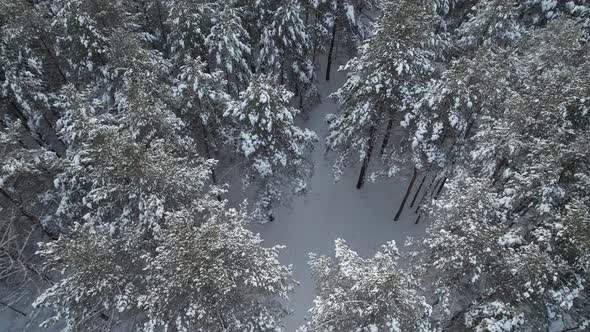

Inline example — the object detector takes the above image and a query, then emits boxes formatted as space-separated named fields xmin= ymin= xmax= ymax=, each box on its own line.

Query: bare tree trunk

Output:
xmin=394 ymin=166 xmax=418 ymax=221
xmin=0 ymin=301 xmax=27 ymax=317
xmin=38 ymin=36 xmax=68 ymax=85
xmin=312 ymin=11 xmax=320 ymax=65
xmin=280 ymin=61 xmax=285 ymax=85
xmin=410 ymin=174 xmax=427 ymax=208
xmin=299 ymin=82 xmax=304 ymax=110
xmin=434 ymin=177 xmax=447 ymax=200
xmin=415 ymin=173 xmax=438 ymax=213
xmin=430 ymin=178 xmax=442 ymax=198
xmin=200 ymin=122 xmax=222 ymax=202
xmin=325 ymin=15 xmax=338 ymax=81
xmin=225 ymin=70 xmax=231 ymax=95
xmin=155 ymin=0 xmax=168 ymax=57
xmin=356 ymin=125 xmax=376 ymax=190
xmin=380 ymin=114 xmax=394 ymax=156
xmin=414 ymin=212 xmax=422 ymax=225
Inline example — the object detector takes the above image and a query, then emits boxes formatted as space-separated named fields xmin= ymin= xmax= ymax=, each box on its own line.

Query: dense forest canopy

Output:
xmin=0 ymin=0 xmax=589 ymax=331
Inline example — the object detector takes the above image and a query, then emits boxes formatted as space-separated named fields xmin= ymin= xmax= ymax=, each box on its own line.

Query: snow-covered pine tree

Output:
xmin=402 ymin=45 xmax=518 ymax=186
xmin=303 ymin=239 xmax=432 ymax=332
xmin=53 ymin=85 xmax=214 ymax=234
xmin=323 ymin=0 xmax=375 ymax=80
xmin=401 ymin=0 xmax=590 ymax=217
xmin=257 ymin=1 xmax=308 ymax=80
xmin=34 ymin=28 xmax=295 ymax=332
xmin=327 ymin=0 xmax=437 ymax=188
xmin=298 ymin=0 xmax=332 ymax=64
xmin=34 ymin=221 xmax=144 ymax=330
xmin=35 ymin=199 xmax=295 ymax=331
xmin=0 ymin=120 xmax=61 ymax=316
xmin=416 ymin=18 xmax=590 ymax=331
xmin=0 ymin=0 xmax=65 ymax=155
xmin=205 ymin=5 xmax=252 ymax=96
xmin=167 ymin=0 xmax=220 ymax=66
xmin=225 ymin=76 xmax=317 ymax=221
xmin=140 ymin=201 xmax=294 ymax=331
xmin=0 ymin=120 xmax=60 ymax=239
xmin=436 ymin=0 xmax=590 ymax=57
xmin=173 ymin=56 xmax=232 ymax=186
xmin=258 ymin=0 xmax=318 ymax=109
xmin=51 ymin=32 xmax=211 ymax=233
xmin=233 ymin=0 xmax=280 ymax=52
xmin=132 ymin=0 xmax=170 ymax=52
xmin=50 ymin=0 xmax=135 ymax=83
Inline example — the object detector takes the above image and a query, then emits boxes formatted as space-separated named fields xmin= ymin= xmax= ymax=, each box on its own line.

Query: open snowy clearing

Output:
xmin=251 ymin=58 xmax=428 ymax=331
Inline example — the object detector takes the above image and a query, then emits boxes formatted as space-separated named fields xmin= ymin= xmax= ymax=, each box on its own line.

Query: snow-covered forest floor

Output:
xmin=250 ymin=57 xmax=428 ymax=331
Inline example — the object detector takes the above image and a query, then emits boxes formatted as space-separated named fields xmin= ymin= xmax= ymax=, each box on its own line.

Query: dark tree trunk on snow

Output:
xmin=415 ymin=173 xmax=438 ymax=213
xmin=200 ymin=122 xmax=222 ymax=202
xmin=380 ymin=115 xmax=394 ymax=156
xmin=410 ymin=174 xmax=427 ymax=208
xmin=325 ymin=16 xmax=338 ymax=81
xmin=434 ymin=177 xmax=447 ymax=200
xmin=430 ymin=178 xmax=442 ymax=198
xmin=225 ymin=71 xmax=231 ymax=95
xmin=394 ymin=167 xmax=418 ymax=221
xmin=299 ymin=88 xmax=304 ymax=110
xmin=0 ymin=301 xmax=27 ymax=317
xmin=280 ymin=60 xmax=285 ymax=86
xmin=356 ymin=125 xmax=376 ymax=189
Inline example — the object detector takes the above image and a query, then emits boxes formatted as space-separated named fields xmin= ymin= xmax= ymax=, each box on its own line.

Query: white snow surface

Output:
xmin=249 ymin=58 xmax=428 ymax=331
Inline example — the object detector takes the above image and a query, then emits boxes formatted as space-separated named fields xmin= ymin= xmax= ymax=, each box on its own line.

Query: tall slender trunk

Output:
xmin=325 ymin=15 xmax=338 ymax=81
xmin=0 ymin=301 xmax=26 ymax=317
xmin=415 ymin=172 xmax=438 ymax=213
xmin=297 ymin=81 xmax=304 ymax=109
xmin=312 ymin=11 xmax=320 ymax=65
xmin=430 ymin=178 xmax=442 ymax=198
xmin=38 ymin=36 xmax=68 ymax=84
xmin=410 ymin=174 xmax=427 ymax=208
xmin=394 ymin=166 xmax=418 ymax=221
xmin=414 ymin=212 xmax=422 ymax=225
xmin=356 ymin=124 xmax=376 ymax=189
xmin=280 ymin=61 xmax=285 ymax=85
xmin=200 ymin=122 xmax=222 ymax=202
xmin=380 ymin=115 xmax=394 ymax=156
xmin=225 ymin=70 xmax=231 ymax=95
xmin=464 ymin=118 xmax=476 ymax=139
xmin=434 ymin=177 xmax=447 ymax=200
xmin=155 ymin=0 xmax=168 ymax=57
